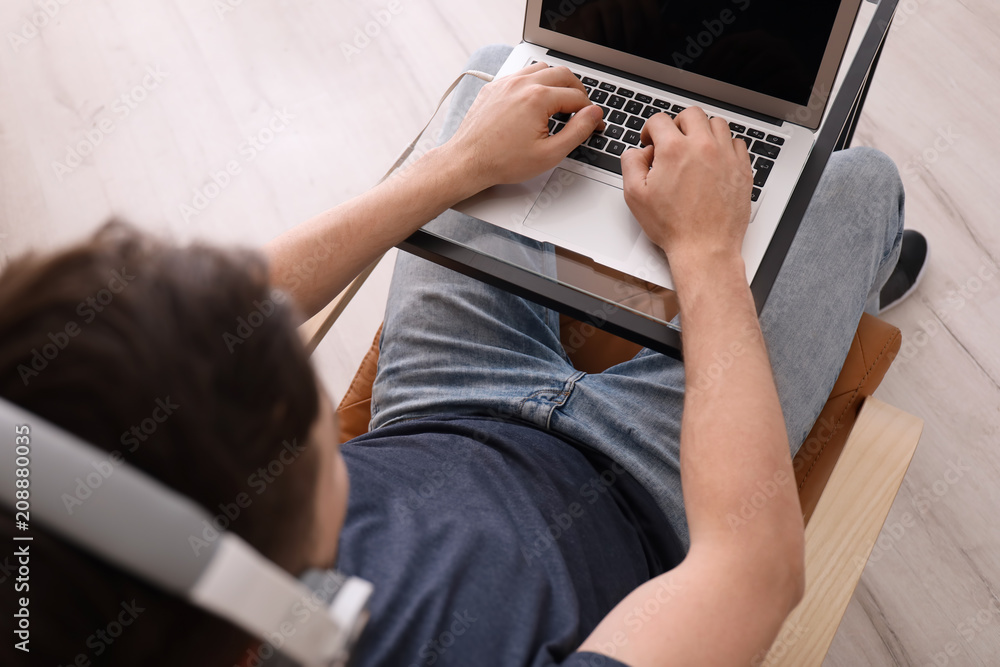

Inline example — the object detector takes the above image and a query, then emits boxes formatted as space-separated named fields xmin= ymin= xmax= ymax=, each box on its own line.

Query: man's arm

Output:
xmin=577 ymin=109 xmax=805 ymax=666
xmin=263 ymin=63 xmax=604 ymax=319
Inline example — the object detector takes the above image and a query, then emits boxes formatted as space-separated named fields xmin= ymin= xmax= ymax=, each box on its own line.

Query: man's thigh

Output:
xmin=371 ymin=44 xmax=581 ymax=430
xmin=370 ymin=222 xmax=579 ymax=430
xmin=761 ymin=146 xmax=904 ymax=450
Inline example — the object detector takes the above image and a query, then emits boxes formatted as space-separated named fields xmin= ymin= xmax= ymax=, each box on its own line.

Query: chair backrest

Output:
xmin=333 ymin=313 xmax=901 ymax=526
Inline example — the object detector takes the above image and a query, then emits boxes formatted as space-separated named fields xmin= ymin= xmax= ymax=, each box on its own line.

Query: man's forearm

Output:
xmin=580 ymin=109 xmax=803 ymax=666
xmin=671 ymin=252 xmax=804 ymax=587
xmin=263 ymin=146 xmax=484 ymax=319
xmin=264 ymin=63 xmax=603 ymax=320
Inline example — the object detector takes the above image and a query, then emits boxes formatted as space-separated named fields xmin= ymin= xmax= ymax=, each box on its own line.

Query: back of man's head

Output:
xmin=0 ymin=221 xmax=322 ymax=666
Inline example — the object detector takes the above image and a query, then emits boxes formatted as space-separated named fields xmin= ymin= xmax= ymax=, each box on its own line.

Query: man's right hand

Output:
xmin=621 ymin=107 xmax=753 ymax=269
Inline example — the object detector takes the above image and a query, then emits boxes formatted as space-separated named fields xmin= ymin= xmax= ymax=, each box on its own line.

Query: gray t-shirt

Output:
xmin=308 ymin=416 xmax=684 ymax=667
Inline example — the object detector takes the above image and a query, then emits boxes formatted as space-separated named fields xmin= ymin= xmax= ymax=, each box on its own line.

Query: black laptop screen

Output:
xmin=538 ymin=0 xmax=844 ymax=106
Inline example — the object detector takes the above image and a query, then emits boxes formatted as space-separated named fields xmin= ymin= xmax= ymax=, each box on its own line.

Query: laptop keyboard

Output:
xmin=535 ymin=63 xmax=786 ymax=204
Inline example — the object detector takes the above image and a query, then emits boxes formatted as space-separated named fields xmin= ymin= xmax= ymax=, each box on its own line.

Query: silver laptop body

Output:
xmin=456 ymin=0 xmax=863 ymax=290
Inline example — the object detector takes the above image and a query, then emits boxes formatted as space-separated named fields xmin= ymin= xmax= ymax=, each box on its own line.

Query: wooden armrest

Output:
xmin=763 ymin=397 xmax=923 ymax=667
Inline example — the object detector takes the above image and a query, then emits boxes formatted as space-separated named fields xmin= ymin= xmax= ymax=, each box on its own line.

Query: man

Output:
xmin=0 ymin=45 xmax=923 ymax=666
xmin=267 ymin=45 xmax=922 ymax=665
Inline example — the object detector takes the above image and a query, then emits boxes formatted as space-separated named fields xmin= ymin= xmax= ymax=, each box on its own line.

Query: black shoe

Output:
xmin=879 ymin=230 xmax=929 ymax=313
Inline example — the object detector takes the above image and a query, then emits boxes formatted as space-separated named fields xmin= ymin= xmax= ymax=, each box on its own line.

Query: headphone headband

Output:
xmin=0 ymin=397 xmax=370 ymax=666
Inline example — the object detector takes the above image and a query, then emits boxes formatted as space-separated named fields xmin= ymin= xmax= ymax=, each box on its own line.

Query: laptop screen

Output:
xmin=538 ymin=0 xmax=844 ymax=107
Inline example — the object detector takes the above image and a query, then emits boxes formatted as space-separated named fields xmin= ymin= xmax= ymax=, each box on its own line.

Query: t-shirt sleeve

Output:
xmin=559 ymin=651 xmax=632 ymax=667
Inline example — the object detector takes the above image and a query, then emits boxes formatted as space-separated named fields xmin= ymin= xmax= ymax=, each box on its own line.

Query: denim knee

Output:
xmin=825 ymin=146 xmax=905 ymax=261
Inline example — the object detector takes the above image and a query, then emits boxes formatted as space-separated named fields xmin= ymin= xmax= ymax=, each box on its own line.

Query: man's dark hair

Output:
xmin=0 ymin=221 xmax=322 ymax=665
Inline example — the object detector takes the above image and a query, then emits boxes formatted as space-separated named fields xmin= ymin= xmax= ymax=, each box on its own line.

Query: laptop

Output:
xmin=455 ymin=0 xmax=864 ymax=290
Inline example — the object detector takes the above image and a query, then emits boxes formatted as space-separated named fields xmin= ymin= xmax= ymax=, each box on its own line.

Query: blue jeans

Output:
xmin=371 ymin=45 xmax=905 ymax=548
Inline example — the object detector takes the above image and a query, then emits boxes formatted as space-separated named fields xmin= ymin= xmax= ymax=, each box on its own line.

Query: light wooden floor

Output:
xmin=1 ymin=1 xmax=998 ymax=664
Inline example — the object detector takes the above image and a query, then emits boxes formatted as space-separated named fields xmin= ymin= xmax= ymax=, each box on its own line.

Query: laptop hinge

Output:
xmin=545 ymin=50 xmax=785 ymax=128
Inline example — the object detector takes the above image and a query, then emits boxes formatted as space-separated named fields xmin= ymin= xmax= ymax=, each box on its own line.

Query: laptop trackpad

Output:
xmin=524 ymin=169 xmax=642 ymax=262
